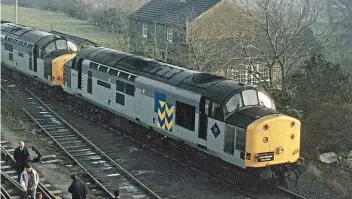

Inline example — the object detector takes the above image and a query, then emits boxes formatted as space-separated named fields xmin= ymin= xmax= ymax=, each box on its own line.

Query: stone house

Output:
xmin=127 ymin=0 xmax=276 ymax=85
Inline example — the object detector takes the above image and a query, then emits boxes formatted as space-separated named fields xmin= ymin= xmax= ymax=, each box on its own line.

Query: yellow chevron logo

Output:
xmin=165 ymin=119 xmax=174 ymax=130
xmin=158 ymin=109 xmax=165 ymax=120
xmin=165 ymin=105 xmax=174 ymax=117
xmin=157 ymin=122 xmax=161 ymax=128
xmin=159 ymin=101 xmax=165 ymax=108
xmin=161 ymin=123 xmax=165 ymax=129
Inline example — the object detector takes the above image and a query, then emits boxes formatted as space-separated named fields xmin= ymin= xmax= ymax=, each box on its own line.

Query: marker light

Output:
xmin=291 ymin=133 xmax=295 ymax=140
xmin=263 ymin=137 xmax=268 ymax=143
xmin=291 ymin=121 xmax=295 ymax=127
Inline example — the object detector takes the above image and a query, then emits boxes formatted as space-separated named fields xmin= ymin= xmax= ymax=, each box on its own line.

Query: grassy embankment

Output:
xmin=1 ymin=4 xmax=120 ymax=49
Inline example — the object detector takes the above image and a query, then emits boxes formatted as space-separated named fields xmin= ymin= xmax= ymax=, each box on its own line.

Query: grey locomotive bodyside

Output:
xmin=63 ymin=58 xmax=247 ymax=168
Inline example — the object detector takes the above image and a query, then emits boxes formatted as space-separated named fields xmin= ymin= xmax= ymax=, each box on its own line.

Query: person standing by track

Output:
xmin=20 ymin=164 xmax=40 ymax=199
xmin=112 ymin=190 xmax=120 ymax=199
xmin=13 ymin=141 xmax=30 ymax=182
xmin=68 ymin=174 xmax=89 ymax=199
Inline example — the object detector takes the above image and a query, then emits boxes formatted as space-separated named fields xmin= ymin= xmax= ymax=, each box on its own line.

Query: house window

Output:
xmin=176 ymin=101 xmax=195 ymax=131
xmin=142 ymin=23 xmax=148 ymax=38
xmin=18 ymin=52 xmax=24 ymax=57
xmin=166 ymin=27 xmax=173 ymax=42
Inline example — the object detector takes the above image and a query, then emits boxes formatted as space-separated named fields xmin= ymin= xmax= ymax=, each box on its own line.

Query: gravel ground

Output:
xmin=44 ymin=103 xmax=249 ymax=199
xmin=1 ymin=116 xmax=75 ymax=199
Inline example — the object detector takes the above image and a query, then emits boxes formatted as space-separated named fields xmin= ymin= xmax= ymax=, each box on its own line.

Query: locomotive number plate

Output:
xmin=257 ymin=152 xmax=274 ymax=162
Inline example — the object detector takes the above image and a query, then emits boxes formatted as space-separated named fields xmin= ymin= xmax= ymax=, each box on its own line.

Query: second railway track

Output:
xmin=1 ymin=79 xmax=162 ymax=199
xmin=0 ymin=144 xmax=57 ymax=199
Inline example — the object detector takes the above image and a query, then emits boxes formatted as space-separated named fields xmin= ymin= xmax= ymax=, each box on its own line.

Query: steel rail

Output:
xmin=0 ymin=145 xmax=57 ymax=199
xmin=22 ymin=87 xmax=163 ymax=199
xmin=2 ymin=84 xmax=162 ymax=198
xmin=1 ymin=86 xmax=115 ymax=198
xmin=278 ymin=187 xmax=308 ymax=199
xmin=0 ymin=185 xmax=13 ymax=199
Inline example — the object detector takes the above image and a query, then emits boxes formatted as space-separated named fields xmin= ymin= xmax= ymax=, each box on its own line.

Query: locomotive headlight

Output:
xmin=276 ymin=146 xmax=284 ymax=154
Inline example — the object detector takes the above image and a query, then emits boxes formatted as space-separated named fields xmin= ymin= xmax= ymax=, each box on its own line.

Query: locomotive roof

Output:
xmin=77 ymin=47 xmax=245 ymax=103
xmin=1 ymin=23 xmax=64 ymax=47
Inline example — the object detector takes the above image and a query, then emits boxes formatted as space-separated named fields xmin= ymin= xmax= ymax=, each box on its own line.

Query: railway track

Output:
xmin=0 ymin=144 xmax=57 ymax=199
xmin=277 ymin=187 xmax=308 ymax=199
xmin=1 ymin=81 xmax=162 ymax=199
xmin=1 ymin=72 xmax=311 ymax=199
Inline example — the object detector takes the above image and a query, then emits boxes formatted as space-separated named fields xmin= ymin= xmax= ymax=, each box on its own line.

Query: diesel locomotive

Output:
xmin=1 ymin=22 xmax=303 ymax=180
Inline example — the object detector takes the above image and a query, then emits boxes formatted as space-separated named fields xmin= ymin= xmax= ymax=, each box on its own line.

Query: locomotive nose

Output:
xmin=245 ymin=115 xmax=301 ymax=167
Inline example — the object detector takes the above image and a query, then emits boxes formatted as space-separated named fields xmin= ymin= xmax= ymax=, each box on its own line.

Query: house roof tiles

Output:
xmin=128 ymin=0 xmax=221 ymax=27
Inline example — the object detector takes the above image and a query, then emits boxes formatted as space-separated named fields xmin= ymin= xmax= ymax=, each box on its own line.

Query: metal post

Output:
xmin=15 ymin=0 xmax=18 ymax=24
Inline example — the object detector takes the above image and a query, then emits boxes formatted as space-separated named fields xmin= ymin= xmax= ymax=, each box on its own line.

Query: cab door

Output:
xmin=206 ymin=100 xmax=225 ymax=153
xmin=33 ymin=45 xmax=39 ymax=73
xmin=197 ymin=97 xmax=208 ymax=149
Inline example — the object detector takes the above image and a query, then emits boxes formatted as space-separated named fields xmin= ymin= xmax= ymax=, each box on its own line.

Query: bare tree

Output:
xmin=214 ymin=0 xmax=333 ymax=102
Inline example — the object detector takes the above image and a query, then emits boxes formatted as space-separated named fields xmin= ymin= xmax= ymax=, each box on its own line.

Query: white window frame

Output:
xmin=142 ymin=23 xmax=147 ymax=38
xmin=166 ymin=27 xmax=173 ymax=42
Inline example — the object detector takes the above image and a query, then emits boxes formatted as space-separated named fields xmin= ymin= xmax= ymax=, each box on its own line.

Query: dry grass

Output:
xmin=306 ymin=162 xmax=352 ymax=198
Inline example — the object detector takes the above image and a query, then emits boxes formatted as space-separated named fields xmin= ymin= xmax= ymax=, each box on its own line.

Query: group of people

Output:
xmin=13 ymin=141 xmax=121 ymax=199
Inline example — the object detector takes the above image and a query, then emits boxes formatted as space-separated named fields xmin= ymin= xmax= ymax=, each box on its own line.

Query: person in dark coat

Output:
xmin=13 ymin=141 xmax=30 ymax=182
xmin=112 ymin=190 xmax=120 ymax=199
xmin=68 ymin=174 xmax=89 ymax=199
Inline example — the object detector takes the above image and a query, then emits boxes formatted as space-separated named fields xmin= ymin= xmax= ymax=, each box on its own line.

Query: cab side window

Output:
xmin=211 ymin=102 xmax=223 ymax=121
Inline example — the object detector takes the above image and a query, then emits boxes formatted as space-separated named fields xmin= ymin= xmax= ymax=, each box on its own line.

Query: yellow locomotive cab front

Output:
xmin=52 ymin=53 xmax=77 ymax=86
xmin=245 ymin=114 xmax=301 ymax=167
